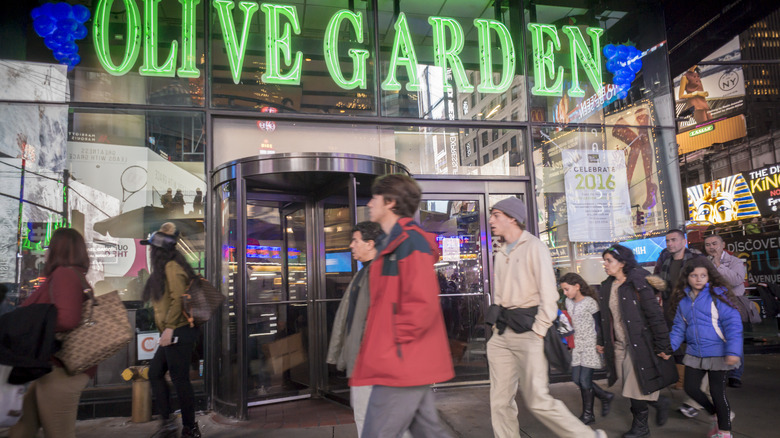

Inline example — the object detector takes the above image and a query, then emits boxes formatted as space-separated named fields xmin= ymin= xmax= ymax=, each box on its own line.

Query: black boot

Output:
xmin=182 ymin=421 xmax=201 ymax=438
xmin=622 ymin=407 xmax=650 ymax=438
xmin=150 ymin=418 xmax=178 ymax=438
xmin=593 ymin=384 xmax=614 ymax=417
xmin=648 ymin=395 xmax=669 ymax=426
xmin=579 ymin=388 xmax=596 ymax=425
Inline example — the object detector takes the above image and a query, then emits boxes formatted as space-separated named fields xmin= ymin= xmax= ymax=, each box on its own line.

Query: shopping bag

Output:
xmin=182 ymin=276 xmax=224 ymax=327
xmin=0 ymin=365 xmax=25 ymax=427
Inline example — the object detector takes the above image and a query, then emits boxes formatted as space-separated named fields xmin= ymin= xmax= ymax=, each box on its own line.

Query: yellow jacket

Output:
xmin=153 ymin=261 xmax=191 ymax=332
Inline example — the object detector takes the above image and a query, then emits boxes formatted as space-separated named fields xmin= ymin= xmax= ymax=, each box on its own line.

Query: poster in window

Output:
xmin=563 ymin=149 xmax=633 ymax=242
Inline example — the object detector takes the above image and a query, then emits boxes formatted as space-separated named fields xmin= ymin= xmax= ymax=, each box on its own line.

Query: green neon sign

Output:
xmin=324 ymin=10 xmax=369 ymax=90
xmin=261 ymin=4 xmax=303 ymax=85
xmin=213 ymin=0 xmax=258 ymax=84
xmin=561 ymin=26 xmax=603 ymax=98
xmin=140 ymin=0 xmax=178 ymax=76
xmin=527 ymin=22 xmax=605 ymax=97
xmin=88 ymin=3 xmax=613 ymax=98
xmin=93 ymin=0 xmax=141 ymax=76
xmin=527 ymin=23 xmax=564 ymax=96
xmin=381 ymin=13 xmax=420 ymax=92
xmin=474 ymin=19 xmax=515 ymax=93
xmin=428 ymin=17 xmax=473 ymax=93
xmin=689 ymin=124 xmax=715 ymax=137
xmin=178 ymin=0 xmax=201 ymax=78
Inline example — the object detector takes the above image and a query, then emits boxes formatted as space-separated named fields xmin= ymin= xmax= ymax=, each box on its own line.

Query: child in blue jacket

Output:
xmin=668 ymin=257 xmax=742 ymax=438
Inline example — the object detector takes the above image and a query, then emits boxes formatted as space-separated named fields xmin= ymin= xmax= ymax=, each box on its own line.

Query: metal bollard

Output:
xmin=122 ymin=366 xmax=151 ymax=423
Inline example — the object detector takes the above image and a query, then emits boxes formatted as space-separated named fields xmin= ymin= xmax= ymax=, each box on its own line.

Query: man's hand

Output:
xmin=657 ymin=352 xmax=670 ymax=360
xmin=596 ymin=345 xmax=604 ymax=354
xmin=725 ymin=355 xmax=739 ymax=366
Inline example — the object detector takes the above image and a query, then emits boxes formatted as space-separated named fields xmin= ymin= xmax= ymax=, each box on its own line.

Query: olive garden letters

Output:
xmin=92 ymin=0 xmax=605 ymax=97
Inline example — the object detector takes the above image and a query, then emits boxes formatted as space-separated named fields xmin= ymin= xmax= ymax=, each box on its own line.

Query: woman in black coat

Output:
xmin=597 ymin=245 xmax=674 ymax=438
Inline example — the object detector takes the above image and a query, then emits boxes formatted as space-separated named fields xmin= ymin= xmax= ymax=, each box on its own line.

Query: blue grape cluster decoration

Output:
xmin=31 ymin=3 xmax=91 ymax=71
xmin=603 ymin=44 xmax=642 ymax=99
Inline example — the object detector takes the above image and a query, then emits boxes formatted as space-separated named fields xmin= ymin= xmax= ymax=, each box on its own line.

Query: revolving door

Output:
xmin=209 ymin=153 xmax=408 ymax=419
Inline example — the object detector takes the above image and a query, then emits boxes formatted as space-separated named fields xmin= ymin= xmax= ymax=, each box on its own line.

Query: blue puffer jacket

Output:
xmin=670 ymin=284 xmax=743 ymax=359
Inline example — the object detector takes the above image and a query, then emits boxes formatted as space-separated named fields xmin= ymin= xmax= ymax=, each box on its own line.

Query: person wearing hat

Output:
xmin=161 ymin=188 xmax=173 ymax=210
xmin=142 ymin=223 xmax=201 ymax=438
xmin=486 ymin=197 xmax=606 ymax=438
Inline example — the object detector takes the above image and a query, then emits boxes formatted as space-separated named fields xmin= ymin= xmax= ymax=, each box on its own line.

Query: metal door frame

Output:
xmin=209 ymin=153 xmax=408 ymax=418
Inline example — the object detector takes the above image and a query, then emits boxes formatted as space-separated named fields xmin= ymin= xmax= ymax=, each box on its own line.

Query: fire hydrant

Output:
xmin=122 ymin=366 xmax=151 ymax=423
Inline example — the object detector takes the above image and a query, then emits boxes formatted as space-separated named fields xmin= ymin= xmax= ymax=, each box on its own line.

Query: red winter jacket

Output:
xmin=350 ymin=218 xmax=454 ymax=387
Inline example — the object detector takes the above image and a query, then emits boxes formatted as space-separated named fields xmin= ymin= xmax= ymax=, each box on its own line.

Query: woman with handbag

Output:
xmin=9 ymin=228 xmax=95 ymax=438
xmin=597 ymin=245 xmax=674 ymax=438
xmin=142 ymin=223 xmax=201 ymax=438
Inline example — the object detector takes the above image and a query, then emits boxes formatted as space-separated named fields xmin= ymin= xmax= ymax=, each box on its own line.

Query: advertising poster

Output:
xmin=742 ymin=163 xmax=780 ymax=216
xmin=563 ymin=149 xmax=633 ymax=242
xmin=708 ymin=233 xmax=780 ymax=284
xmin=673 ymin=37 xmax=745 ymax=132
xmin=604 ymin=103 xmax=666 ymax=230
xmin=687 ymin=173 xmax=761 ymax=224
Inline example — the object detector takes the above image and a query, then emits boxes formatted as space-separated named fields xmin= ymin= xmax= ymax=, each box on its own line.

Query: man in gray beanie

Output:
xmin=487 ymin=197 xmax=606 ymax=438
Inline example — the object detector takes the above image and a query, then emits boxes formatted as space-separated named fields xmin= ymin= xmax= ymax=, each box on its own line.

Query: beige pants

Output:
xmin=487 ymin=328 xmax=596 ymax=438
xmin=9 ymin=367 xmax=89 ymax=438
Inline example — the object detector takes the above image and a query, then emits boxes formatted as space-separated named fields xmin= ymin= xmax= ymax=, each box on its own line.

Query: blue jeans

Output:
xmin=571 ymin=366 xmax=594 ymax=389
xmin=728 ymin=321 xmax=748 ymax=380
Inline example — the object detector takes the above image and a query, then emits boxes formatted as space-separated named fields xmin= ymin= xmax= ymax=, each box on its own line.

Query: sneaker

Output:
xmin=710 ymin=431 xmax=732 ymax=438
xmin=679 ymin=404 xmax=699 ymax=418
xmin=727 ymin=378 xmax=742 ymax=388
xmin=708 ymin=414 xmax=719 ymax=437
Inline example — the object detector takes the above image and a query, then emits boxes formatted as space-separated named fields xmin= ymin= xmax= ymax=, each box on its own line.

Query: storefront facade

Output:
xmin=0 ymin=0 xmax=680 ymax=418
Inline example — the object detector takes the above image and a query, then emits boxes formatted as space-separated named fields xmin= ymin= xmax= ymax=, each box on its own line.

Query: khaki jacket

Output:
xmin=153 ymin=261 xmax=191 ymax=332
xmin=493 ymin=231 xmax=559 ymax=337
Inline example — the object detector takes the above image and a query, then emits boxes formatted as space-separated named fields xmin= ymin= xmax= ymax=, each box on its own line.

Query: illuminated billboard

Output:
xmin=687 ymin=173 xmax=760 ymax=224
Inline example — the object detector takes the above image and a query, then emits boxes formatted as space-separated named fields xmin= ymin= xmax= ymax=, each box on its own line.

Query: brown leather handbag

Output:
xmin=181 ymin=276 xmax=224 ymax=327
xmin=53 ymin=271 xmax=133 ymax=375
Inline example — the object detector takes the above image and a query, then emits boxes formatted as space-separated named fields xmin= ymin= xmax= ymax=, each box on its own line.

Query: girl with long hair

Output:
xmin=10 ymin=228 xmax=94 ymax=438
xmin=142 ymin=223 xmax=201 ymax=438
xmin=668 ymin=257 xmax=742 ymax=438
xmin=559 ymin=273 xmax=613 ymax=425
xmin=597 ymin=244 xmax=673 ymax=438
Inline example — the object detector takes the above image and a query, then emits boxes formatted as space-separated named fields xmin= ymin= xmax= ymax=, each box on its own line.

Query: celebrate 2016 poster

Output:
xmin=563 ymin=150 xmax=633 ymax=242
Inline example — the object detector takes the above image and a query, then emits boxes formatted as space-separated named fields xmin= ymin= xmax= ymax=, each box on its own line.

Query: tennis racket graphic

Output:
xmin=120 ymin=165 xmax=147 ymax=213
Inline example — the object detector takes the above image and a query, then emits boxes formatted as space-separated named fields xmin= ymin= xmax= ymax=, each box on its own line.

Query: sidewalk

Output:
xmin=63 ymin=353 xmax=779 ymax=437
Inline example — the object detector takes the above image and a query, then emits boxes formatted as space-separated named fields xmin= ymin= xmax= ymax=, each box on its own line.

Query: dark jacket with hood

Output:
xmin=598 ymin=267 xmax=673 ymax=394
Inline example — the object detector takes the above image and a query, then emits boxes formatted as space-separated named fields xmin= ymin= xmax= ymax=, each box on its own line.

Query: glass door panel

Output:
xmin=214 ymin=181 xmax=239 ymax=410
xmin=418 ymin=196 xmax=490 ymax=383
xmin=319 ymin=183 xmax=355 ymax=402
xmin=245 ymin=199 xmax=311 ymax=402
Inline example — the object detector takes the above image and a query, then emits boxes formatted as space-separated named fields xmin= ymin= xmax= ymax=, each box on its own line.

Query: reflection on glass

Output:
xmin=324 ymin=199 xmax=354 ymax=300
xmin=246 ymin=203 xmax=307 ymax=303
xmin=247 ymin=303 xmax=310 ymax=398
xmin=216 ymin=181 xmax=238 ymax=403
xmin=286 ymin=208 xmax=308 ymax=301
xmin=419 ymin=199 xmax=488 ymax=381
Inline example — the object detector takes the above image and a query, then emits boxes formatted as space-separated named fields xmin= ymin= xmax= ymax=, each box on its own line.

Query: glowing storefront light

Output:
xmin=324 ymin=10 xmax=369 ymax=90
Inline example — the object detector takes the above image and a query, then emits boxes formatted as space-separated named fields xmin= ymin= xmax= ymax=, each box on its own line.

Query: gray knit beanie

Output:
xmin=491 ymin=197 xmax=527 ymax=226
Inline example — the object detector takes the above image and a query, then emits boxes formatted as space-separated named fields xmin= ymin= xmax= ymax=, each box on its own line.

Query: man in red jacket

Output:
xmin=351 ymin=174 xmax=454 ymax=438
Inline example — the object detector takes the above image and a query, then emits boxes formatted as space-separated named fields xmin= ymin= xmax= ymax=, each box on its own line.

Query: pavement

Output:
xmin=9 ymin=353 xmax=779 ymax=437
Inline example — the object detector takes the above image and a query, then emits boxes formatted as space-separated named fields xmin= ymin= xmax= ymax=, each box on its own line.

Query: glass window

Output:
xmin=213 ymin=118 xmax=526 ymax=176
xmin=533 ymin=121 xmax=679 ymax=280
xmin=210 ymin=0 xmax=374 ymax=115
xmin=523 ymin=1 xmax=673 ymax=127
xmin=378 ymin=0 xmax=527 ymax=121
xmin=0 ymin=2 xmax=206 ymax=106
